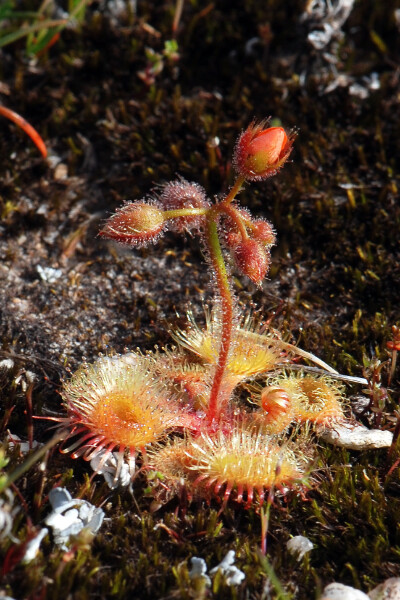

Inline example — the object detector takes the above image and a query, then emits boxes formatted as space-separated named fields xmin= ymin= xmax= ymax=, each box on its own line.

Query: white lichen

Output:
xmin=21 ymin=528 xmax=49 ymax=564
xmin=0 ymin=490 xmax=18 ymax=542
xmin=188 ymin=557 xmax=211 ymax=587
xmin=188 ymin=551 xmax=245 ymax=588
xmin=209 ymin=550 xmax=246 ymax=586
xmin=36 ymin=265 xmax=63 ymax=283
xmin=301 ymin=0 xmax=355 ymax=50
xmin=286 ymin=535 xmax=314 ymax=560
xmin=6 ymin=433 xmax=41 ymax=455
xmin=44 ymin=487 xmax=104 ymax=550
xmin=90 ymin=450 xmax=135 ymax=489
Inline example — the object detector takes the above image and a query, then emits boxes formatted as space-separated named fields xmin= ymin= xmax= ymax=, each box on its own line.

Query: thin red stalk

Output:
xmin=219 ymin=203 xmax=249 ymax=240
xmin=172 ymin=0 xmax=184 ymax=37
xmin=0 ymin=105 xmax=47 ymax=158
xmin=203 ymin=176 xmax=245 ymax=427
xmin=261 ymin=486 xmax=274 ymax=555
xmin=35 ymin=31 xmax=61 ymax=57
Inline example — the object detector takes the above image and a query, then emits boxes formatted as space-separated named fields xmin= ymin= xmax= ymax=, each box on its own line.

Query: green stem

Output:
xmin=0 ymin=430 xmax=66 ymax=494
xmin=162 ymin=207 xmax=208 ymax=219
xmin=258 ymin=552 xmax=291 ymax=600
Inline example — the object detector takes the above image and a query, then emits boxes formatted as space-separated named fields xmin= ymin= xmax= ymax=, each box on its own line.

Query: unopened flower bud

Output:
xmin=233 ymin=239 xmax=270 ymax=284
xmin=99 ymin=202 xmax=165 ymax=247
xmin=221 ymin=207 xmax=251 ymax=249
xmin=387 ymin=326 xmax=400 ymax=351
xmin=261 ymin=386 xmax=291 ymax=417
xmin=251 ymin=219 xmax=276 ymax=246
xmin=233 ymin=121 xmax=294 ymax=181
xmin=158 ymin=178 xmax=210 ymax=232
xmin=224 ymin=226 xmax=242 ymax=249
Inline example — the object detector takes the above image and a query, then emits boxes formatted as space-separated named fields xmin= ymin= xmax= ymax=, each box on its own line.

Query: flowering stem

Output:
xmin=221 ymin=175 xmax=245 ymax=206
xmin=204 ymin=214 xmax=234 ymax=427
xmin=260 ymin=503 xmax=270 ymax=555
xmin=203 ymin=176 xmax=247 ymax=427
xmin=219 ymin=203 xmax=249 ymax=239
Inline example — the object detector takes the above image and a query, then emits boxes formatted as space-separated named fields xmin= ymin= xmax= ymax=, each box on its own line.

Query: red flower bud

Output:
xmin=233 ymin=121 xmax=295 ymax=181
xmin=251 ymin=219 xmax=276 ymax=246
xmin=387 ymin=326 xmax=400 ymax=351
xmin=224 ymin=226 xmax=242 ymax=249
xmin=233 ymin=239 xmax=270 ymax=284
xmin=99 ymin=202 xmax=165 ymax=247
xmin=158 ymin=178 xmax=210 ymax=232
xmin=260 ymin=386 xmax=292 ymax=422
xmin=221 ymin=206 xmax=251 ymax=249
xmin=387 ymin=340 xmax=400 ymax=352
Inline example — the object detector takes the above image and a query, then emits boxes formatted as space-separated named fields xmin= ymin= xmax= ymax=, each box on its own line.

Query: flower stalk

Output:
xmin=204 ymin=212 xmax=235 ymax=426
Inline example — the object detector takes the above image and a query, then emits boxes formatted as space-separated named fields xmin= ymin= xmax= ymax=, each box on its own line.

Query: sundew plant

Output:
xmin=52 ymin=120 xmax=373 ymax=540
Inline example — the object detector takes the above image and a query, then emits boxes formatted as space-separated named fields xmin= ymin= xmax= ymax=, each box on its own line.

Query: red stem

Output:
xmin=204 ymin=212 xmax=234 ymax=427
xmin=202 ymin=177 xmax=245 ymax=427
xmin=0 ymin=105 xmax=47 ymax=158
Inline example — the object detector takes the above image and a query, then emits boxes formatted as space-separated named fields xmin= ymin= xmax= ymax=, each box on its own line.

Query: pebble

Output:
xmin=369 ymin=578 xmax=400 ymax=600
xmin=320 ymin=583 xmax=370 ymax=600
xmin=319 ymin=422 xmax=393 ymax=450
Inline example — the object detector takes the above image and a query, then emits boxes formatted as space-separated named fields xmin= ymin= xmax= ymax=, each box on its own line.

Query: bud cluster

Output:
xmin=100 ymin=178 xmax=211 ymax=248
xmin=220 ymin=207 xmax=276 ymax=285
xmin=100 ymin=121 xmax=292 ymax=288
